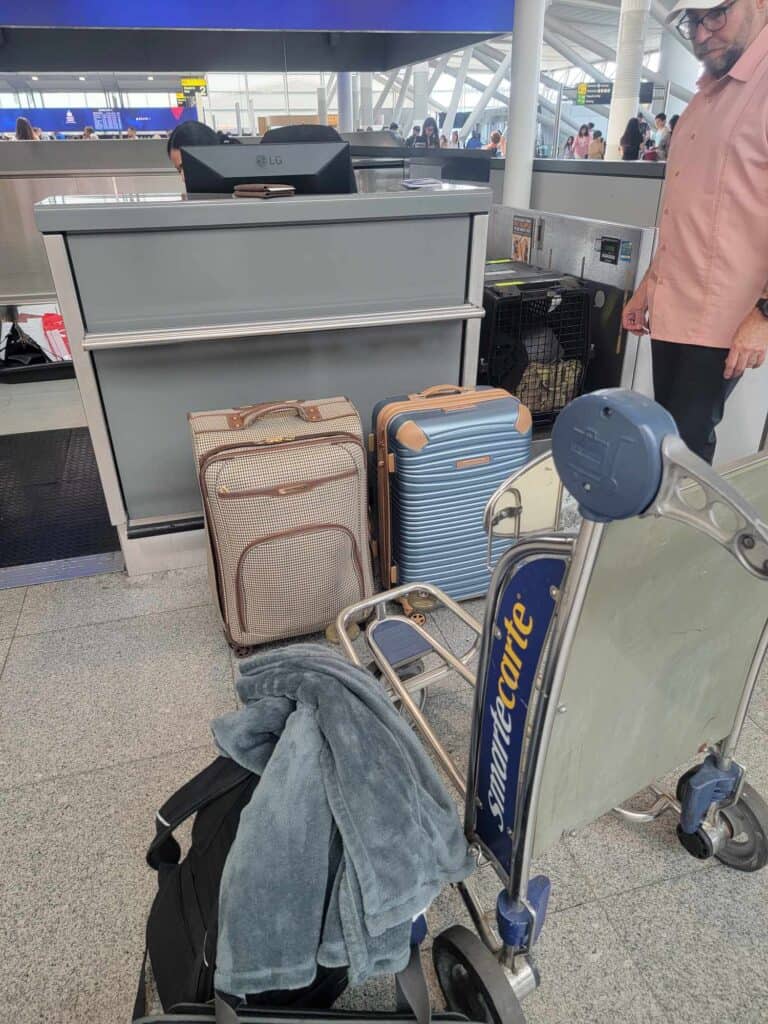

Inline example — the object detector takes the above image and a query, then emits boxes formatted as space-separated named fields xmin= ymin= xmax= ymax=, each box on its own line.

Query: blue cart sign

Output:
xmin=473 ymin=556 xmax=566 ymax=873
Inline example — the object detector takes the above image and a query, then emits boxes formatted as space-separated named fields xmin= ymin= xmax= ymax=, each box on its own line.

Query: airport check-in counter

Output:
xmin=35 ymin=185 xmax=491 ymax=574
xmin=1 ymin=140 xmax=179 ymax=306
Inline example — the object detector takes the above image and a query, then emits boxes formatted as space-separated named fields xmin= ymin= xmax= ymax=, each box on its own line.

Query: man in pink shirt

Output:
xmin=622 ymin=0 xmax=768 ymax=462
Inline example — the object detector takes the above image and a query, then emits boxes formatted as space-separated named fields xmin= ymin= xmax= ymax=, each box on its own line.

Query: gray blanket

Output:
xmin=211 ymin=644 xmax=474 ymax=999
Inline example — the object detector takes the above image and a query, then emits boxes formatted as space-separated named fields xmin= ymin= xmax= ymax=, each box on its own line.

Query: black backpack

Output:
xmin=0 ymin=323 xmax=51 ymax=368
xmin=133 ymin=757 xmax=348 ymax=1019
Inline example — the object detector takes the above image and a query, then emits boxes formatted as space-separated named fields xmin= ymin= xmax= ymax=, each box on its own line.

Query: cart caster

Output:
xmin=408 ymin=612 xmax=427 ymax=627
xmin=433 ymin=926 xmax=526 ymax=1024
xmin=715 ymin=783 xmax=768 ymax=872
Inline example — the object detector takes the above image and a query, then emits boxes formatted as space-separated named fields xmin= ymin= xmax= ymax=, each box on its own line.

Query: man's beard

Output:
xmin=696 ymin=43 xmax=743 ymax=77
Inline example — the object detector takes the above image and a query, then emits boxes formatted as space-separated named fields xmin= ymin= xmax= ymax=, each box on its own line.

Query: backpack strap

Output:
xmin=395 ymin=945 xmax=432 ymax=1024
xmin=147 ymin=755 xmax=255 ymax=871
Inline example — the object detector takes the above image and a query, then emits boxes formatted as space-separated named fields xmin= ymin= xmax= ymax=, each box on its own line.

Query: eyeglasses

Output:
xmin=676 ymin=0 xmax=737 ymax=40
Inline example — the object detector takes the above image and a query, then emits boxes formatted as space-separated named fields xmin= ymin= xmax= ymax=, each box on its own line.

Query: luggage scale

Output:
xmin=335 ymin=389 xmax=768 ymax=1022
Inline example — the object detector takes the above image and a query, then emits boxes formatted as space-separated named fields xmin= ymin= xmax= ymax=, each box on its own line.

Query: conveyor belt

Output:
xmin=0 ymin=427 xmax=118 ymax=569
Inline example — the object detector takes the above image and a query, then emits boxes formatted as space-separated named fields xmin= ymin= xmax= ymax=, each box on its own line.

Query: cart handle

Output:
xmin=552 ymin=389 xmax=768 ymax=580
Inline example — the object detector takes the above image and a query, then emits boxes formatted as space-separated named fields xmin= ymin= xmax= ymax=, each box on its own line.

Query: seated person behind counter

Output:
xmin=167 ymin=120 xmax=357 ymax=196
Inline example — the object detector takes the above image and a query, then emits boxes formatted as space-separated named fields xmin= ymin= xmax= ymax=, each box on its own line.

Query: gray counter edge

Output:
xmin=34 ymin=185 xmax=493 ymax=234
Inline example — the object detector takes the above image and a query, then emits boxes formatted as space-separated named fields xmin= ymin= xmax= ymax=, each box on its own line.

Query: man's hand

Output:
xmin=622 ymin=281 xmax=650 ymax=336
xmin=724 ymin=308 xmax=768 ymax=380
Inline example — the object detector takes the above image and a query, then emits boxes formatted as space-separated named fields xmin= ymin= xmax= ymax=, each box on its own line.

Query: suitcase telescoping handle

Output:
xmin=409 ymin=385 xmax=474 ymax=399
xmin=226 ymin=402 xmax=323 ymax=429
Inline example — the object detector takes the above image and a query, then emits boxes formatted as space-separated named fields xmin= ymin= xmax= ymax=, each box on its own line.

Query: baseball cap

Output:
xmin=665 ymin=0 xmax=725 ymax=22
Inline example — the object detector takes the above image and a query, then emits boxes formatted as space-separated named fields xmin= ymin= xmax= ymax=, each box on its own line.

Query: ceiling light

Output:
xmin=147 ymin=75 xmax=154 ymax=81
xmin=79 ymin=76 xmax=86 ymax=81
xmin=31 ymin=75 xmax=39 ymax=81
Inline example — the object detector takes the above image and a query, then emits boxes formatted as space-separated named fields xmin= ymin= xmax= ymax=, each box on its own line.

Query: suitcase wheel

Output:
xmin=325 ymin=620 xmax=361 ymax=645
xmin=401 ymin=591 xmax=438 ymax=614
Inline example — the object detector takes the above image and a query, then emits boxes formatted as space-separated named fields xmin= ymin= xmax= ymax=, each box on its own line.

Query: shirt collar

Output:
xmin=698 ymin=22 xmax=768 ymax=88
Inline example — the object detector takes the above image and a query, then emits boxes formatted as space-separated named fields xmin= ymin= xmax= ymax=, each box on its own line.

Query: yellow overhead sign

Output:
xmin=181 ymin=77 xmax=207 ymax=88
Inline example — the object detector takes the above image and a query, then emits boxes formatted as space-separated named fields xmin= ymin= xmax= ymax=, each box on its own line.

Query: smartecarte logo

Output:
xmin=487 ymin=601 xmax=533 ymax=832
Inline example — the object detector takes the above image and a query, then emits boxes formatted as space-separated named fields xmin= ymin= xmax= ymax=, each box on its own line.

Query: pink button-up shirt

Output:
xmin=647 ymin=25 xmax=768 ymax=348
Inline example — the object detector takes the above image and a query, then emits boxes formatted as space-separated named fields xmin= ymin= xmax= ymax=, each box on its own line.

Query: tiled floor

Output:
xmin=2 ymin=568 xmax=767 ymax=1023
xmin=0 ymin=378 xmax=86 ymax=436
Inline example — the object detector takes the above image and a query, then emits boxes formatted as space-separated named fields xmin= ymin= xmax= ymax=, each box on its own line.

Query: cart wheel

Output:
xmin=433 ymin=926 xmax=526 ymax=1024
xmin=408 ymin=612 xmax=427 ymax=626
xmin=715 ymin=783 xmax=768 ymax=873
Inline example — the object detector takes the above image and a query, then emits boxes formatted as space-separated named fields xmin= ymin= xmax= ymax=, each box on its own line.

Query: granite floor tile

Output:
xmin=603 ymin=864 xmax=768 ymax=1023
xmin=563 ymin=789 xmax=712 ymax=899
xmin=0 ymin=636 xmax=10 ymax=676
xmin=0 ymin=746 xmax=214 ymax=1024
xmin=523 ymin=902 xmax=668 ymax=1024
xmin=0 ymin=604 xmax=236 ymax=788
xmin=16 ymin=565 xmax=212 ymax=636
xmin=0 ymin=585 xmax=25 ymax=638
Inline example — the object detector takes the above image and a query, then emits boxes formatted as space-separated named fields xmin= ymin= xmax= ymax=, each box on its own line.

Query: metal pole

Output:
xmin=502 ymin=0 xmax=548 ymax=207
xmin=392 ymin=67 xmax=412 ymax=125
xmin=458 ymin=53 xmax=511 ymax=142
xmin=234 ymin=102 xmax=242 ymax=136
xmin=373 ymin=69 xmax=399 ymax=115
xmin=663 ymin=79 xmax=672 ymax=113
xmin=337 ymin=71 xmax=354 ymax=133
xmin=606 ymin=0 xmax=653 ymax=155
xmin=444 ymin=48 xmax=473 ymax=137
xmin=553 ymin=84 xmax=563 ymax=157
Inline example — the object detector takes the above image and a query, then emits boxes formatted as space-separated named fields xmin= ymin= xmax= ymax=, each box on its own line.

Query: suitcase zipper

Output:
xmin=235 ymin=523 xmax=365 ymax=634
xmin=199 ymin=431 xmax=364 ymax=479
xmin=217 ymin=468 xmax=357 ymax=499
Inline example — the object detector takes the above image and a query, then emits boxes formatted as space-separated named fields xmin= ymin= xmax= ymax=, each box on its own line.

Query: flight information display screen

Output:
xmin=0 ymin=1 xmax=514 ymax=32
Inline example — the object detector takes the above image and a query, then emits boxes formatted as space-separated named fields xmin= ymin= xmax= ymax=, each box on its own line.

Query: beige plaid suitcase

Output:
xmin=189 ymin=397 xmax=374 ymax=649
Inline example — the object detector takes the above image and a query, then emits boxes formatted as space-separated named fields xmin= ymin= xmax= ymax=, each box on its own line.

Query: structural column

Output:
xmin=502 ymin=0 xmax=548 ymax=208
xmin=337 ymin=71 xmax=354 ymax=133
xmin=658 ymin=31 xmax=700 ymax=116
xmin=606 ymin=0 xmax=652 ymax=155
xmin=317 ymin=86 xmax=328 ymax=125
xmin=352 ymin=74 xmax=361 ymax=130
xmin=360 ymin=72 xmax=374 ymax=128
xmin=412 ymin=62 xmax=429 ymax=124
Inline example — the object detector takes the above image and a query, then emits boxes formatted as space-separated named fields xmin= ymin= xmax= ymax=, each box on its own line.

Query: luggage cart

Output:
xmin=335 ymin=388 xmax=768 ymax=1022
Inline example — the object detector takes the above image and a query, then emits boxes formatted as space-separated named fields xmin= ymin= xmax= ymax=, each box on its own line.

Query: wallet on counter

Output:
xmin=233 ymin=183 xmax=296 ymax=199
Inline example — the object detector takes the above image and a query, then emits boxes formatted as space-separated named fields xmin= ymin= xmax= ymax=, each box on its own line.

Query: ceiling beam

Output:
xmin=546 ymin=15 xmax=694 ymax=101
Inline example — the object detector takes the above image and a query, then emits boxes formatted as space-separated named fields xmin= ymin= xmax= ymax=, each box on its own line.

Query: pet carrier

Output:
xmin=479 ymin=264 xmax=591 ymax=429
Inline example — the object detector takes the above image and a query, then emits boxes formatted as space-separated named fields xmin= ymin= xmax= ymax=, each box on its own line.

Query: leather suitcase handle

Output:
xmin=410 ymin=385 xmax=473 ymax=399
xmin=227 ymin=403 xmax=322 ymax=429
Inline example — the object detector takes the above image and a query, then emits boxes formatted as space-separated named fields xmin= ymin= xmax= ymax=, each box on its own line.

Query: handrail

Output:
xmin=82 ymin=303 xmax=484 ymax=350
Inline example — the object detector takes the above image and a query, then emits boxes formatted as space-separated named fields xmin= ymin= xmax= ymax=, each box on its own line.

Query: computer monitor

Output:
xmin=181 ymin=142 xmax=355 ymax=195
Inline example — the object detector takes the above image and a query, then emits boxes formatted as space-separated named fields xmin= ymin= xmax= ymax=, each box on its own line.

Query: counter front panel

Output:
xmin=93 ymin=321 xmax=465 ymax=521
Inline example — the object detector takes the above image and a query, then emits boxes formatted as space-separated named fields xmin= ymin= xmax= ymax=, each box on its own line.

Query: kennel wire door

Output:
xmin=479 ymin=276 xmax=592 ymax=429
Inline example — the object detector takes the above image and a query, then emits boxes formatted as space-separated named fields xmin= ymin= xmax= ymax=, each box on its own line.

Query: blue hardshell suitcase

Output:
xmin=371 ymin=385 xmax=532 ymax=599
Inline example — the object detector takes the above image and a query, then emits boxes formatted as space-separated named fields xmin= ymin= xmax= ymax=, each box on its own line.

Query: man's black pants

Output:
xmin=651 ymin=339 xmax=740 ymax=464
